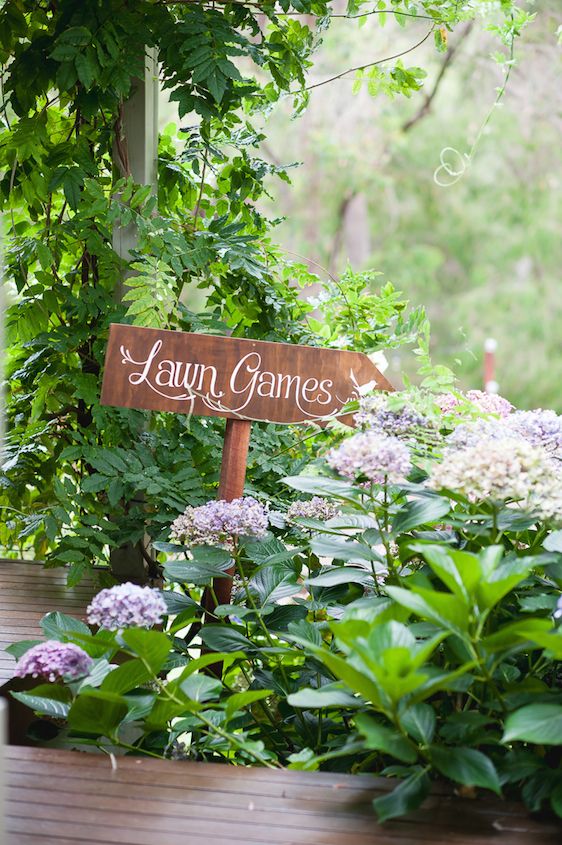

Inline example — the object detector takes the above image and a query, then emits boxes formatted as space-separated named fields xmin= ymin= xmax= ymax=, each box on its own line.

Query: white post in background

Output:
xmin=110 ymin=48 xmax=159 ymax=582
xmin=484 ymin=337 xmax=498 ymax=394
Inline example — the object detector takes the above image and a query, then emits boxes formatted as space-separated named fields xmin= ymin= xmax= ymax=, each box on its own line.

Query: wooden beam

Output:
xmin=110 ymin=48 xmax=159 ymax=582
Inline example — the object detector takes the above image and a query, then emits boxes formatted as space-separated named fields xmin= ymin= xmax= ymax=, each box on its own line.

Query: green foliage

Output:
xmin=12 ymin=387 xmax=562 ymax=819
xmin=1 ymin=0 xmax=465 ymax=574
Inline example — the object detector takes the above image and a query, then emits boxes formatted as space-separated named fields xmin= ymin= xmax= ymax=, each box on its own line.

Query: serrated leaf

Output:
xmin=41 ymin=612 xmax=90 ymax=641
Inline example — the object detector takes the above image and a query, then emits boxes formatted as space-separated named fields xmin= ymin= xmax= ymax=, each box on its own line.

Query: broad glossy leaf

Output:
xmin=482 ymin=618 xmax=555 ymax=654
xmin=200 ymin=625 xmax=254 ymax=653
xmin=373 ymin=769 xmax=430 ymax=822
xmin=161 ymin=590 xmax=198 ymax=614
xmin=392 ymin=496 xmax=450 ymax=534
xmin=224 ymin=689 xmax=272 ymax=719
xmin=430 ymin=745 xmax=501 ymax=794
xmin=77 ymin=658 xmax=114 ymax=690
xmin=477 ymin=558 xmax=535 ymax=610
xmin=401 ymin=703 xmax=436 ymax=744
xmin=120 ymin=629 xmax=170 ymax=674
xmin=12 ymin=684 xmax=70 ymax=719
xmin=164 ymin=555 xmax=233 ymax=585
xmin=282 ymin=475 xmax=362 ymax=503
xmin=152 ymin=541 xmax=190 ymax=554
xmin=5 ymin=639 xmax=41 ymax=658
xmin=288 ymin=686 xmax=360 ymax=709
xmin=299 ymin=645 xmax=382 ymax=706
xmin=306 ymin=567 xmax=373 ymax=587
xmin=249 ymin=567 xmax=300 ymax=605
xmin=101 ymin=658 xmax=152 ymax=695
xmin=410 ymin=544 xmax=482 ymax=603
xmin=68 ymin=690 xmax=129 ymax=737
xmin=310 ymin=536 xmax=382 ymax=563
xmin=386 ymin=585 xmax=468 ymax=636
xmin=503 ymin=704 xmax=562 ymax=745
xmin=544 ymin=530 xmax=562 ymax=553
xmin=355 ymin=714 xmax=417 ymax=763
xmin=181 ymin=673 xmax=222 ymax=703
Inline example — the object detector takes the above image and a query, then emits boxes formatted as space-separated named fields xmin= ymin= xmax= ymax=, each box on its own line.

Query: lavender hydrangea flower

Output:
xmin=327 ymin=431 xmax=411 ymax=484
xmin=87 ymin=583 xmax=167 ymax=630
xmin=508 ymin=409 xmax=562 ymax=455
xmin=355 ymin=394 xmax=429 ymax=436
xmin=170 ymin=497 xmax=269 ymax=548
xmin=287 ymin=497 xmax=341 ymax=522
xmin=447 ymin=410 xmax=562 ymax=459
xmin=448 ymin=418 xmax=525 ymax=450
xmin=14 ymin=641 xmax=92 ymax=682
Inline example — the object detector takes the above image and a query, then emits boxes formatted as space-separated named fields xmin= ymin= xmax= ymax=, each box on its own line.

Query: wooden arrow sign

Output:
xmin=101 ymin=324 xmax=392 ymax=424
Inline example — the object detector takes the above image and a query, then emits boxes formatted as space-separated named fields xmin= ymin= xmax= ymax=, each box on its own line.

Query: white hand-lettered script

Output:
xmin=120 ymin=341 xmax=353 ymax=418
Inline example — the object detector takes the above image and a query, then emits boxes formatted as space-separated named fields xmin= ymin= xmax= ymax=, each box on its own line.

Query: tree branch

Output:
xmin=401 ymin=21 xmax=474 ymax=133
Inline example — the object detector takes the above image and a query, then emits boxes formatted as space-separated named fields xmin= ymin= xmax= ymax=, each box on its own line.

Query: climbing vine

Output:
xmin=0 ymin=0 xmax=531 ymax=581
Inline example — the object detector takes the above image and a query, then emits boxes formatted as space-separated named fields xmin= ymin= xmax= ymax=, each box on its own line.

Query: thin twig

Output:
xmin=303 ymin=26 xmax=436 ymax=92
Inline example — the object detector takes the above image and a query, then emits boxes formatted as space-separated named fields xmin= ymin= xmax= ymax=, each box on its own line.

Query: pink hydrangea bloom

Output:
xmin=87 ymin=583 xmax=167 ymax=630
xmin=327 ymin=432 xmax=411 ymax=484
xmin=170 ymin=497 xmax=268 ymax=548
xmin=14 ymin=641 xmax=92 ymax=682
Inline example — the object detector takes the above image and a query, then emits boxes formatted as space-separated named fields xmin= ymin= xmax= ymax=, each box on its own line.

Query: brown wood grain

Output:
xmin=0 ymin=561 xmax=96 ymax=684
xmin=4 ymin=747 xmax=560 ymax=845
xmin=207 ymin=417 xmax=252 ymax=611
xmin=101 ymin=324 xmax=392 ymax=424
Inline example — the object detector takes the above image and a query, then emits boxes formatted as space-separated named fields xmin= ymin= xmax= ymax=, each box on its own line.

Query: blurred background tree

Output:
xmin=243 ymin=0 xmax=561 ymax=409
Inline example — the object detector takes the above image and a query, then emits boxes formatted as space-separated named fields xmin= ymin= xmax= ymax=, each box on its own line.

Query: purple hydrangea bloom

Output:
xmin=170 ymin=497 xmax=269 ymax=548
xmin=87 ymin=583 xmax=167 ymax=630
xmin=14 ymin=640 xmax=93 ymax=682
xmin=508 ymin=409 xmax=562 ymax=455
xmin=327 ymin=431 xmax=411 ymax=484
xmin=287 ymin=497 xmax=341 ymax=522
xmin=355 ymin=395 xmax=428 ymax=436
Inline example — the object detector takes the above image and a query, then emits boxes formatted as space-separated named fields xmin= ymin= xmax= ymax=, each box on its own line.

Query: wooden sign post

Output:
xmin=101 ymin=324 xmax=392 ymax=604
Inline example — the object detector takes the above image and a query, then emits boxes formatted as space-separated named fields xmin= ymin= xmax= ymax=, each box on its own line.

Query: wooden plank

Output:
xmin=101 ymin=324 xmax=392 ymax=424
xmin=4 ymin=749 xmax=561 ymax=843
xmin=0 ymin=561 xmax=96 ymax=686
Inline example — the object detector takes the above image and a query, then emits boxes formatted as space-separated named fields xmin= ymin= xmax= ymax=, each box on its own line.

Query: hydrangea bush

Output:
xmin=9 ymin=390 xmax=562 ymax=822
